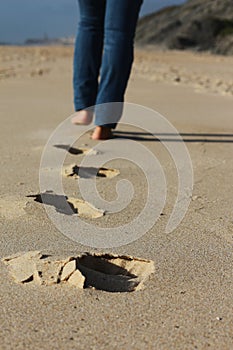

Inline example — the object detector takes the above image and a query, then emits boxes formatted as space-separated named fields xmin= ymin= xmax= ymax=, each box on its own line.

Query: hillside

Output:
xmin=136 ymin=0 xmax=233 ymax=55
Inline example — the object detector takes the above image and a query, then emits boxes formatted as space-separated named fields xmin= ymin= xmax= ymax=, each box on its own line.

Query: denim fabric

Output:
xmin=73 ymin=0 xmax=143 ymax=127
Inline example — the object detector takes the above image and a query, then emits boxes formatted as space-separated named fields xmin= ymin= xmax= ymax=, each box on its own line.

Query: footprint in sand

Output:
xmin=54 ymin=144 xmax=100 ymax=156
xmin=63 ymin=164 xmax=120 ymax=179
xmin=2 ymin=251 xmax=155 ymax=292
xmin=27 ymin=191 xmax=104 ymax=218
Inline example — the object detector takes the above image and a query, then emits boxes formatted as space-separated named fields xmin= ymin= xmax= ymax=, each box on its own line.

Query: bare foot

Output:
xmin=91 ymin=126 xmax=114 ymax=140
xmin=71 ymin=110 xmax=93 ymax=125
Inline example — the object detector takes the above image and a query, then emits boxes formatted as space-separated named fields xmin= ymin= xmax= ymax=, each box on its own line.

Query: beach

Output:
xmin=0 ymin=45 xmax=233 ymax=349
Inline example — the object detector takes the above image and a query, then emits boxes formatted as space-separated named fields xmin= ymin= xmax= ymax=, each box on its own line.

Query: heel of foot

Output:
xmin=91 ymin=126 xmax=113 ymax=140
xmin=71 ymin=111 xmax=93 ymax=125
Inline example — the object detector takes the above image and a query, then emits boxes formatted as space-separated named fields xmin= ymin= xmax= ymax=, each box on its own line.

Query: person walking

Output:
xmin=71 ymin=0 xmax=143 ymax=140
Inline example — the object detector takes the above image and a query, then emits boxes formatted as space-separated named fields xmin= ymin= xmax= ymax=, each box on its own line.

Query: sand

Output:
xmin=0 ymin=45 xmax=233 ymax=349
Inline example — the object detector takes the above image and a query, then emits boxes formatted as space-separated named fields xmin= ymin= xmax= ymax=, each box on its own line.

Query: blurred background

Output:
xmin=0 ymin=0 xmax=186 ymax=44
xmin=0 ymin=0 xmax=232 ymax=94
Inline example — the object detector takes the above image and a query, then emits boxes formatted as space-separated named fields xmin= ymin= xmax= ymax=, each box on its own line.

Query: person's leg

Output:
xmin=93 ymin=0 xmax=143 ymax=134
xmin=72 ymin=0 xmax=106 ymax=125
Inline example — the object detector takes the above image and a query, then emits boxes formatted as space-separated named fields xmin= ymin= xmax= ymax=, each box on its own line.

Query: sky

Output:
xmin=0 ymin=0 xmax=187 ymax=44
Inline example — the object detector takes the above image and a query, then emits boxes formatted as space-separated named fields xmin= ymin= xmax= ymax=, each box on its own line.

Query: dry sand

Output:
xmin=0 ymin=46 xmax=233 ymax=349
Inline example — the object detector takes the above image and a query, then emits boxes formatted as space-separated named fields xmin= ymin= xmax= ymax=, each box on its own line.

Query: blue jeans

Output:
xmin=73 ymin=0 xmax=143 ymax=127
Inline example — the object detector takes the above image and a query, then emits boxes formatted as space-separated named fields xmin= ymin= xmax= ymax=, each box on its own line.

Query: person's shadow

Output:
xmin=113 ymin=131 xmax=233 ymax=143
xmin=52 ymin=131 xmax=233 ymax=156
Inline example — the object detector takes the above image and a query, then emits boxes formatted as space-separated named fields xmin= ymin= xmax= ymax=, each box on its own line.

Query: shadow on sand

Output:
xmin=113 ymin=131 xmax=233 ymax=143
